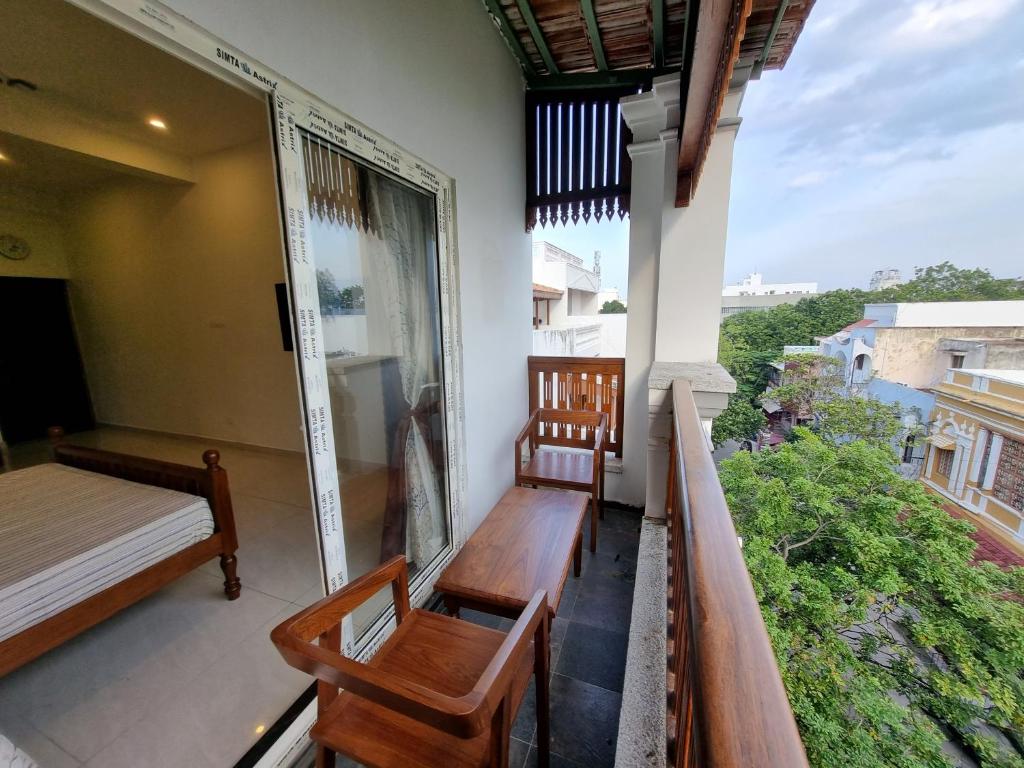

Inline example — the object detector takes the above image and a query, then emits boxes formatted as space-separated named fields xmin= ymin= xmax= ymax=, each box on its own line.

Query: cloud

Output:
xmin=795 ymin=62 xmax=874 ymax=105
xmin=890 ymin=0 xmax=1021 ymax=49
xmin=788 ymin=170 xmax=832 ymax=188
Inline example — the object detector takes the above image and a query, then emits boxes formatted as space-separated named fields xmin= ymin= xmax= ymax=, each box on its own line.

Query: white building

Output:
xmin=869 ymin=268 xmax=902 ymax=291
xmin=722 ymin=271 xmax=817 ymax=297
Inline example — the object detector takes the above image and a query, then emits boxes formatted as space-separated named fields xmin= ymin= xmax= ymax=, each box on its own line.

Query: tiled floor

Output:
xmin=1 ymin=427 xmax=324 ymax=768
xmin=332 ymin=506 xmax=642 ymax=768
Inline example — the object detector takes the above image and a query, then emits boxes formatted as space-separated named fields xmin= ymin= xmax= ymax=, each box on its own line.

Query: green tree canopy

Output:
xmin=720 ymin=424 xmax=1024 ymax=767
xmin=600 ymin=299 xmax=626 ymax=314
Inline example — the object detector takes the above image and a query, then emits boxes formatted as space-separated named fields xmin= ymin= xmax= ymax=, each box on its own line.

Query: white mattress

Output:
xmin=0 ymin=464 xmax=215 ymax=643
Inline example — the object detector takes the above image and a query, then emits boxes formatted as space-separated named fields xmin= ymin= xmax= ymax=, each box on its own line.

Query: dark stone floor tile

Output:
xmin=525 ymin=746 xmax=587 ymax=768
xmin=571 ymin=583 xmax=633 ymax=631
xmin=546 ymin=673 xmax=621 ymax=767
xmin=555 ymin=621 xmax=630 ymax=693
xmin=512 ymin=678 xmax=538 ymax=741
xmin=509 ymin=736 xmax=531 ymax=768
xmin=594 ymin=527 xmax=641 ymax=564
xmin=459 ymin=607 xmax=513 ymax=630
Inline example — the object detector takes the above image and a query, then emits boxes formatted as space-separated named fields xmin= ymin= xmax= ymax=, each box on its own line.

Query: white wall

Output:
xmin=865 ymin=301 xmax=1024 ymax=328
xmin=0 ymin=189 xmax=71 ymax=279
xmin=66 ymin=138 xmax=305 ymax=451
xmin=155 ymin=0 xmax=531 ymax=530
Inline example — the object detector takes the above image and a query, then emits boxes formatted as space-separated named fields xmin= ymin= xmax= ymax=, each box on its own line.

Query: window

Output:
xmin=951 ymin=354 xmax=965 ymax=369
xmin=992 ymin=438 xmax=1024 ymax=512
xmin=936 ymin=448 xmax=954 ymax=478
xmin=977 ymin=432 xmax=993 ymax=486
xmin=854 ymin=355 xmax=866 ymax=371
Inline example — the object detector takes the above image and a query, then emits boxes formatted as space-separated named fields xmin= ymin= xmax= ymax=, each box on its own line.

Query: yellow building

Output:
xmin=922 ymin=369 xmax=1024 ymax=553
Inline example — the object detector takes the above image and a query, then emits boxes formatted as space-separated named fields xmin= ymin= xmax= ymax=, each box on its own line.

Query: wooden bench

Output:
xmin=435 ymin=486 xmax=588 ymax=620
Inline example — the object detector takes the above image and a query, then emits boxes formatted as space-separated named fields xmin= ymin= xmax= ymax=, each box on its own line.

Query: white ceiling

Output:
xmin=0 ymin=0 xmax=270 ymax=191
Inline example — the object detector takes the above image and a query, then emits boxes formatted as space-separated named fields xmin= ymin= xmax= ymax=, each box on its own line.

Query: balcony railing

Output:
xmin=665 ymin=379 xmax=808 ymax=767
xmin=527 ymin=355 xmax=625 ymax=456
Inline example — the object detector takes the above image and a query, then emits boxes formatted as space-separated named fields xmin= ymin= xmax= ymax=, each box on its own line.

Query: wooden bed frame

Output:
xmin=0 ymin=427 xmax=241 ymax=677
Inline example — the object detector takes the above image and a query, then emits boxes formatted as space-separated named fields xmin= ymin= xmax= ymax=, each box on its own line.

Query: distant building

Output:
xmin=532 ymin=241 xmax=625 ymax=357
xmin=721 ymin=272 xmax=818 ymax=318
xmin=922 ymin=369 xmax=1024 ymax=554
xmin=817 ymin=301 xmax=1024 ymax=391
xmin=869 ymin=268 xmax=902 ymax=291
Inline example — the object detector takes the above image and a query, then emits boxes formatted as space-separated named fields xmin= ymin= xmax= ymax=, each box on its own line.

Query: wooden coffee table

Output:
xmin=436 ymin=486 xmax=588 ymax=620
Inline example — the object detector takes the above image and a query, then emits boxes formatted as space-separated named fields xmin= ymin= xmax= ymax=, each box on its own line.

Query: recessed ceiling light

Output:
xmin=147 ymin=117 xmax=167 ymax=130
xmin=0 ymin=152 xmax=7 ymax=162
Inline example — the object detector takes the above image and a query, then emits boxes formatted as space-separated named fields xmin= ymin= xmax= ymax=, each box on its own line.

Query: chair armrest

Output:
xmin=592 ymin=413 xmax=608 ymax=454
xmin=278 ymin=555 xmax=410 ymax=642
xmin=515 ymin=409 xmax=541 ymax=474
xmin=471 ymin=590 xmax=549 ymax=723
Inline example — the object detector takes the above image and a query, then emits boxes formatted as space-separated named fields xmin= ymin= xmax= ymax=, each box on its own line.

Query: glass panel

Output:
xmin=299 ymin=133 xmax=451 ymax=637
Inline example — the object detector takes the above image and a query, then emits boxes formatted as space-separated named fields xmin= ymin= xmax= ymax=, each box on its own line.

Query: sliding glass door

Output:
xmin=299 ymin=133 xmax=451 ymax=636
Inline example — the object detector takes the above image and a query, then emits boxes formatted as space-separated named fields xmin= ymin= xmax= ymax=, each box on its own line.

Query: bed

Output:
xmin=0 ymin=428 xmax=240 ymax=677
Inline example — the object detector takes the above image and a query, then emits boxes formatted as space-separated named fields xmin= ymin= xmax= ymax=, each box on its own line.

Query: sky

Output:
xmin=534 ymin=0 xmax=1024 ymax=294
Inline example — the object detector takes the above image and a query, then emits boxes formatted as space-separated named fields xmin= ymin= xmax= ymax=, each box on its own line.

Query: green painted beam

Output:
xmin=652 ymin=0 xmax=666 ymax=69
xmin=515 ymin=0 xmax=560 ymax=74
xmin=481 ymin=0 xmax=537 ymax=77
xmin=526 ymin=68 xmax=673 ymax=91
xmin=580 ymin=0 xmax=608 ymax=71
xmin=752 ymin=0 xmax=790 ymax=79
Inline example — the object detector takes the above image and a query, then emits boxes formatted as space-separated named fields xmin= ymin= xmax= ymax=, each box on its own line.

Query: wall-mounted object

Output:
xmin=0 ymin=235 xmax=30 ymax=261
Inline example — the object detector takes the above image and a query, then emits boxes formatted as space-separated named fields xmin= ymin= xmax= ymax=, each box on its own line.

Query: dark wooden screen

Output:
xmin=525 ymin=88 xmax=635 ymax=231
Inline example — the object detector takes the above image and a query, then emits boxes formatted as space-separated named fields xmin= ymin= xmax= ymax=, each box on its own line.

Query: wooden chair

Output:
xmin=271 ymin=556 xmax=550 ymax=768
xmin=515 ymin=408 xmax=607 ymax=552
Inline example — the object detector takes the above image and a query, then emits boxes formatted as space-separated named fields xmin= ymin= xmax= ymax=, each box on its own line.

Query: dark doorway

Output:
xmin=0 ymin=277 xmax=94 ymax=442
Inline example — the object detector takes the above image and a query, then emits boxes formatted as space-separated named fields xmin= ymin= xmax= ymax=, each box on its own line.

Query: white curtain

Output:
xmin=364 ymin=175 xmax=446 ymax=568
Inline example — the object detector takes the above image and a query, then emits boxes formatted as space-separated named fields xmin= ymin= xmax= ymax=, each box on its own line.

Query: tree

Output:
xmin=892 ymin=262 xmax=1024 ymax=302
xmin=600 ymin=299 xmax=626 ymax=314
xmin=711 ymin=398 xmax=766 ymax=448
xmin=340 ymin=284 xmax=365 ymax=311
xmin=766 ymin=353 xmax=845 ymax=423
xmin=316 ymin=268 xmax=343 ymax=313
xmin=720 ymin=421 xmax=1024 ymax=767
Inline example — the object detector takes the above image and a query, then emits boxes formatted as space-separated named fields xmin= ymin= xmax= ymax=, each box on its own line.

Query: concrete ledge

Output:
xmin=615 ymin=518 xmax=667 ymax=768
xmin=648 ymin=361 xmax=736 ymax=393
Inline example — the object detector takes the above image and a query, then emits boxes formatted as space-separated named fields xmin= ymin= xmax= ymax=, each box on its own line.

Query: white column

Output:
xmin=968 ymin=429 xmax=988 ymax=484
xmin=654 ymin=95 xmax=741 ymax=362
xmin=953 ymin=442 xmax=970 ymax=496
xmin=617 ymin=76 xmax=680 ymax=507
xmin=983 ymin=434 xmax=1004 ymax=490
xmin=617 ymin=75 xmax=742 ymax=512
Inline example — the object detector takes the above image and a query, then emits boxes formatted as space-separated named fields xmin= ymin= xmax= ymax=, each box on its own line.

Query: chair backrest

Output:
xmin=528 ymin=355 xmax=624 ymax=456
xmin=531 ymin=408 xmax=607 ymax=452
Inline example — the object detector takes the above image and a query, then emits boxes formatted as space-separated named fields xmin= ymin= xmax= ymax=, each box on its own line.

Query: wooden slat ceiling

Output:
xmin=485 ymin=0 xmax=813 ymax=86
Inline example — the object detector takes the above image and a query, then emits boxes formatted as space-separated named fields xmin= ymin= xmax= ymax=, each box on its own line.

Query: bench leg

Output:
xmin=315 ymin=745 xmax=335 ymax=768
xmin=443 ymin=595 xmax=461 ymax=619
xmin=535 ymin=616 xmax=551 ymax=768
xmin=573 ymin=529 xmax=582 ymax=577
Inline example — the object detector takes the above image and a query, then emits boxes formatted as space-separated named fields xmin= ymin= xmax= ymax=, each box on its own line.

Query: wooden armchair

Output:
xmin=271 ymin=556 xmax=550 ymax=768
xmin=515 ymin=408 xmax=607 ymax=552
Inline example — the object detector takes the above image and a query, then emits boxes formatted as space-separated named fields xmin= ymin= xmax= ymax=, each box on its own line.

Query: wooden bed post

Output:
xmin=204 ymin=449 xmax=241 ymax=600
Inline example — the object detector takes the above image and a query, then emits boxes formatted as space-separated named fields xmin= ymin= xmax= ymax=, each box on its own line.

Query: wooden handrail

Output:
xmin=527 ymin=355 xmax=625 ymax=457
xmin=666 ymin=379 xmax=808 ymax=768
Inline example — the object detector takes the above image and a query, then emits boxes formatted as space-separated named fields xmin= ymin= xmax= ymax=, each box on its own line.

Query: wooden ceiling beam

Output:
xmin=580 ymin=0 xmax=608 ymax=71
xmin=515 ymin=0 xmax=560 ymax=74
xmin=675 ymin=0 xmax=750 ymax=206
xmin=752 ymin=0 xmax=790 ymax=79
xmin=481 ymin=0 xmax=537 ymax=76
xmin=652 ymin=0 xmax=666 ymax=68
